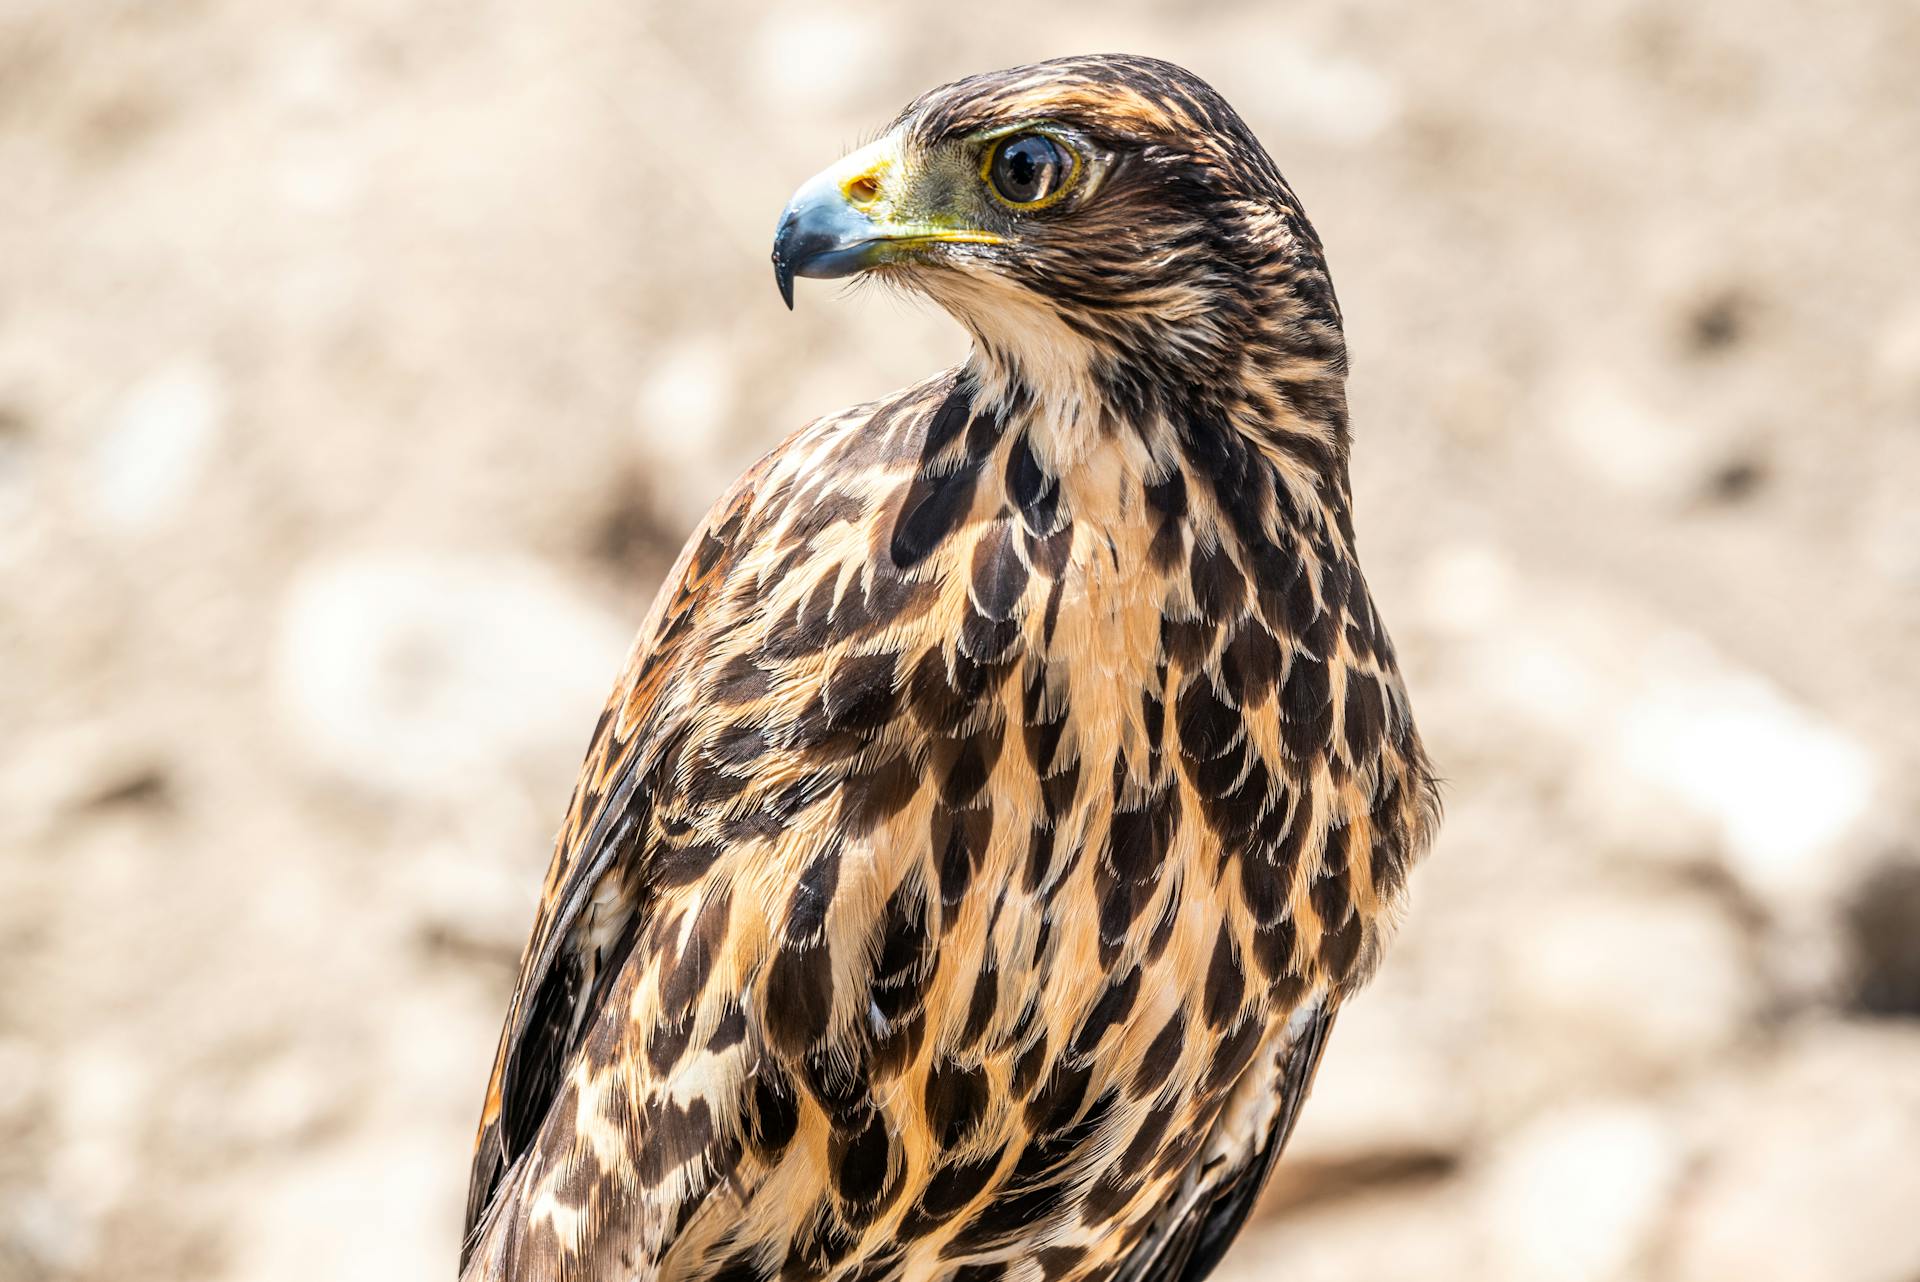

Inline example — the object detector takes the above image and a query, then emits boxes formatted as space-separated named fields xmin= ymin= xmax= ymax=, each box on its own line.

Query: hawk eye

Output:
xmin=986 ymin=133 xmax=1072 ymax=207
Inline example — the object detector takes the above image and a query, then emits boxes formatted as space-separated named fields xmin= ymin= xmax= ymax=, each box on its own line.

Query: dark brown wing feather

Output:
xmin=462 ymin=463 xmax=769 ymax=1261
xmin=1112 ymin=1004 xmax=1339 ymax=1282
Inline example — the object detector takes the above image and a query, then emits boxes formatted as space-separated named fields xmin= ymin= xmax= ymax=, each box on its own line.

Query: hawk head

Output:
xmin=772 ymin=55 xmax=1345 ymax=423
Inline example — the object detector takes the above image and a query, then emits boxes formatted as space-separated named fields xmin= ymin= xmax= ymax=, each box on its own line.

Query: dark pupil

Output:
xmin=994 ymin=136 xmax=1061 ymax=204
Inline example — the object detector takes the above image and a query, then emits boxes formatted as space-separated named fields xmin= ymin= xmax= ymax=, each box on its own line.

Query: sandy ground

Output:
xmin=3 ymin=2 xmax=1919 ymax=1280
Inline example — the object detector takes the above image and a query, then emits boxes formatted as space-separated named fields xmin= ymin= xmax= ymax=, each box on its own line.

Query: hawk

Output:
xmin=460 ymin=53 xmax=1439 ymax=1282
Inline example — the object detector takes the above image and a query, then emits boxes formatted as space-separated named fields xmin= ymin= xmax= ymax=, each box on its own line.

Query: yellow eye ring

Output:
xmin=980 ymin=132 xmax=1080 ymax=211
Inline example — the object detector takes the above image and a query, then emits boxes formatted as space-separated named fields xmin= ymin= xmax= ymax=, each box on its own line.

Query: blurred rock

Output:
xmin=632 ymin=333 xmax=744 ymax=532
xmin=1417 ymin=540 xmax=1521 ymax=642
xmin=1496 ymin=886 xmax=1757 ymax=1087
xmin=1694 ymin=450 xmax=1769 ymax=506
xmin=1681 ymin=286 xmax=1754 ymax=356
xmin=0 ymin=719 xmax=173 ymax=846
xmin=0 ymin=1036 xmax=41 ymax=1128
xmin=1670 ymin=1022 xmax=1920 ymax=1282
xmin=1478 ymin=1101 xmax=1683 ymax=1282
xmin=1611 ymin=634 xmax=1878 ymax=911
xmin=1548 ymin=371 xmax=1719 ymax=503
xmin=87 ymin=359 xmax=226 ymax=534
xmin=23 ymin=1044 xmax=148 ymax=1276
xmin=160 ymin=1044 xmax=353 ymax=1164
xmin=3 ymin=1190 xmax=98 ymax=1278
xmin=0 ymin=400 xmax=29 ymax=533
xmin=1425 ymin=547 xmax=1880 ymax=914
xmin=1858 ymin=437 xmax=1920 ymax=587
xmin=272 ymin=553 xmax=630 ymax=800
xmin=1224 ymin=1179 xmax=1486 ymax=1282
xmin=1872 ymin=294 xmax=1920 ymax=396
xmin=401 ymin=805 xmax=553 ymax=962
xmin=213 ymin=1132 xmax=453 ymax=1282
xmin=1843 ymin=852 xmax=1920 ymax=1017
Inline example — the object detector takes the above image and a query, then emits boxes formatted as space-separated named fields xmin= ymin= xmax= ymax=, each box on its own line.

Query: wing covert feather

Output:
xmin=463 ymin=457 xmax=774 ymax=1258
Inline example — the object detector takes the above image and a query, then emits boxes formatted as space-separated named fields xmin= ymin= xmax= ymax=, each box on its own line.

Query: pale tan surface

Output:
xmin=3 ymin=3 xmax=1919 ymax=1280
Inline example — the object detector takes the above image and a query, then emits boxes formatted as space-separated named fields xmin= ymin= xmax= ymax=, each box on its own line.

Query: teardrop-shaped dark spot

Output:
xmin=750 ymin=1064 xmax=799 ymax=1153
xmin=1203 ymin=927 xmax=1245 ymax=1028
xmin=924 ymin=1059 xmax=990 ymax=1149
xmin=833 ymin=1110 xmax=896 ymax=1206
xmin=764 ymin=938 xmax=832 ymax=1051
xmin=1279 ymin=653 xmax=1333 ymax=758
xmin=1006 ymin=433 xmax=1060 ymax=536
xmin=970 ymin=521 xmax=1029 ymax=622
xmin=891 ymin=471 xmax=979 ymax=570
xmin=1131 ymin=1011 xmax=1187 ymax=1095
xmin=1177 ymin=677 xmax=1240 ymax=760
xmin=1189 ymin=540 xmax=1247 ymax=622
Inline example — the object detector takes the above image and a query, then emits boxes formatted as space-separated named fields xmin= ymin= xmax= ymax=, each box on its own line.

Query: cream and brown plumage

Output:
xmin=460 ymin=53 xmax=1440 ymax=1282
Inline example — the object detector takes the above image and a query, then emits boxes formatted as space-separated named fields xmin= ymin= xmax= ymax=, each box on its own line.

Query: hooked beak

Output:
xmin=771 ymin=137 xmax=1002 ymax=309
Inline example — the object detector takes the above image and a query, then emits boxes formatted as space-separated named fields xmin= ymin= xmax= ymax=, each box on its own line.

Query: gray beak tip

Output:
xmin=774 ymin=253 xmax=796 ymax=310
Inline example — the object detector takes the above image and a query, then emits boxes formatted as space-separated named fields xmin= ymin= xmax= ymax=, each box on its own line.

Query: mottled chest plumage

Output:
xmin=459 ymin=370 xmax=1433 ymax=1282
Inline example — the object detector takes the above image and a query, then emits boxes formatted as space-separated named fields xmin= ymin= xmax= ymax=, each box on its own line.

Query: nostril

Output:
xmin=846 ymin=174 xmax=881 ymax=207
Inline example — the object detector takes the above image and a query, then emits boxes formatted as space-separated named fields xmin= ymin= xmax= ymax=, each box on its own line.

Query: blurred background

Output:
xmin=3 ymin=1 xmax=1918 ymax=1280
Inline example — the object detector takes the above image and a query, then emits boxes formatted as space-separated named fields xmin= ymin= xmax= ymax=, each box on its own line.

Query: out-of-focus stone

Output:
xmin=24 ymin=1043 xmax=146 ymax=1274
xmin=1417 ymin=540 xmax=1521 ymax=641
xmin=1611 ymin=632 xmax=1877 ymax=908
xmin=0 ymin=1037 xmax=45 ymax=1138
xmin=1496 ymin=886 xmax=1757 ymax=1086
xmin=87 ymin=360 xmax=226 ymax=534
xmin=0 ymin=400 xmax=30 ymax=534
xmin=3 ymin=1191 xmax=98 ymax=1277
xmin=1872 ymin=293 xmax=1920 ymax=395
xmin=272 ymin=553 xmax=630 ymax=800
xmin=1548 ymin=371 xmax=1720 ymax=502
xmin=1857 ymin=434 xmax=1920 ymax=587
xmin=0 ymin=719 xmax=173 ymax=845
xmin=160 ymin=1045 xmax=352 ymax=1162
xmin=632 ymin=333 xmax=744 ymax=532
xmin=1220 ymin=1179 xmax=1486 ymax=1282
xmin=1670 ymin=1021 xmax=1920 ymax=1282
xmin=1422 ymin=548 xmax=1880 ymax=912
xmin=1844 ymin=852 xmax=1920 ymax=1016
xmin=401 ymin=810 xmax=551 ymax=960
xmin=213 ymin=1132 xmax=453 ymax=1282
xmin=1478 ymin=1101 xmax=1683 ymax=1282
